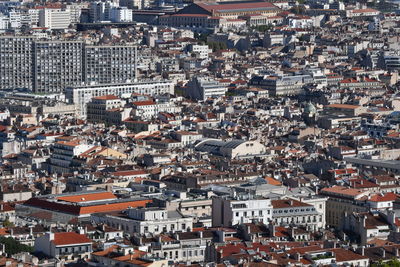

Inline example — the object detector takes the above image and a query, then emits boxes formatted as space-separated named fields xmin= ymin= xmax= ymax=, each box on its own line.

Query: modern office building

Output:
xmin=38 ymin=8 xmax=71 ymax=30
xmin=84 ymin=45 xmax=137 ymax=85
xmin=33 ymin=41 xmax=84 ymax=93
xmin=0 ymin=36 xmax=35 ymax=90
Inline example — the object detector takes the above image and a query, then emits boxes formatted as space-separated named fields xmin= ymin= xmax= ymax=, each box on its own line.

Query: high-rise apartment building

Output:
xmin=0 ymin=37 xmax=138 ymax=93
xmin=0 ymin=36 xmax=34 ymax=90
xmin=33 ymin=41 xmax=84 ymax=93
xmin=89 ymin=2 xmax=114 ymax=22
xmin=84 ymin=45 xmax=137 ymax=85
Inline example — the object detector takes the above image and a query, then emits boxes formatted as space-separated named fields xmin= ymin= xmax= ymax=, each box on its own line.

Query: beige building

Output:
xmin=320 ymin=186 xmax=369 ymax=227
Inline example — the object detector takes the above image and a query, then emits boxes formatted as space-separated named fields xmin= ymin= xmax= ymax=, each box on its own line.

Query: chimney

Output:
xmin=381 ymin=248 xmax=386 ymax=258
xmin=47 ymin=232 xmax=54 ymax=241
xmin=269 ymin=223 xmax=276 ymax=237
xmin=29 ymin=226 xmax=33 ymax=236
xmin=199 ymin=231 xmax=203 ymax=239
xmin=361 ymin=247 xmax=365 ymax=256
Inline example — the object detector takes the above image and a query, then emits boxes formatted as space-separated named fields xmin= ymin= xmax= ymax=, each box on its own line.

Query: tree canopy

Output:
xmin=371 ymin=259 xmax=400 ymax=267
xmin=0 ymin=236 xmax=34 ymax=255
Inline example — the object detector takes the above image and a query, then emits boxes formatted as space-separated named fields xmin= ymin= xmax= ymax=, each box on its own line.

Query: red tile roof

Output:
xmin=327 ymin=103 xmax=360 ymax=109
xmin=57 ymin=192 xmax=117 ymax=203
xmin=24 ymin=197 xmax=151 ymax=215
xmin=132 ymin=100 xmax=155 ymax=106
xmin=52 ymin=232 xmax=92 ymax=246
xmin=271 ymin=199 xmax=311 ymax=209
xmin=368 ymin=192 xmax=398 ymax=202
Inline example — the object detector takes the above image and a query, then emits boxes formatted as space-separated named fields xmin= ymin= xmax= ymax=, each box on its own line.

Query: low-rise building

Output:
xmin=34 ymin=232 xmax=92 ymax=262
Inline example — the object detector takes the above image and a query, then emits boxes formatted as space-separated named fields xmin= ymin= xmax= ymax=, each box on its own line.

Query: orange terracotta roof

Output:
xmin=53 ymin=232 xmax=92 ymax=246
xmin=368 ymin=192 xmax=398 ymax=202
xmin=265 ymin=177 xmax=282 ymax=186
xmin=79 ymin=199 xmax=151 ymax=215
xmin=57 ymin=192 xmax=117 ymax=203
xmin=93 ymin=95 xmax=119 ymax=100
xmin=132 ymin=100 xmax=155 ymax=106
xmin=327 ymin=103 xmax=360 ymax=109
xmin=0 ymin=228 xmax=9 ymax=236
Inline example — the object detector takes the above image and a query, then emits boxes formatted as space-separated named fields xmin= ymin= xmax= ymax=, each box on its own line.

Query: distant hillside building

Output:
xmin=176 ymin=2 xmax=279 ymax=19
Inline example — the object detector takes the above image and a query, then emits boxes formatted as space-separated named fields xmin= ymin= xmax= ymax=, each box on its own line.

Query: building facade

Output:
xmin=33 ymin=41 xmax=84 ymax=93
xmin=212 ymin=196 xmax=273 ymax=227
xmin=84 ymin=45 xmax=137 ymax=85
xmin=65 ymin=80 xmax=175 ymax=118
xmin=0 ymin=36 xmax=34 ymax=90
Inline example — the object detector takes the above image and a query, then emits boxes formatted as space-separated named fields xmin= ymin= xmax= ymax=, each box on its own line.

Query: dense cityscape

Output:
xmin=0 ymin=0 xmax=400 ymax=266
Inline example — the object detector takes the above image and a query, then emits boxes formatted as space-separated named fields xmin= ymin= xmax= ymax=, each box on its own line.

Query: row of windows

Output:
xmin=273 ymin=208 xmax=315 ymax=214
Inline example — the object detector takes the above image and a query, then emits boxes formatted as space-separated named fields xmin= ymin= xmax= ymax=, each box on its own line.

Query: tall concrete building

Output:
xmin=89 ymin=1 xmax=114 ymax=22
xmin=33 ymin=41 xmax=84 ymax=93
xmin=0 ymin=36 xmax=34 ymax=90
xmin=39 ymin=9 xmax=71 ymax=30
xmin=0 ymin=37 xmax=138 ymax=93
xmin=84 ymin=45 xmax=137 ymax=85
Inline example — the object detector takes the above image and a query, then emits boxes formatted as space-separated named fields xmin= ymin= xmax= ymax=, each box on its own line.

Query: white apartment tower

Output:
xmin=39 ymin=8 xmax=71 ymax=30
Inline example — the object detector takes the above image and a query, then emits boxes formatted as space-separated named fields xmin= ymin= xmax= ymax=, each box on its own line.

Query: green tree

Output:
xmin=0 ymin=236 xmax=34 ymax=255
xmin=2 ymin=219 xmax=14 ymax=228
xmin=371 ymin=259 xmax=400 ymax=267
